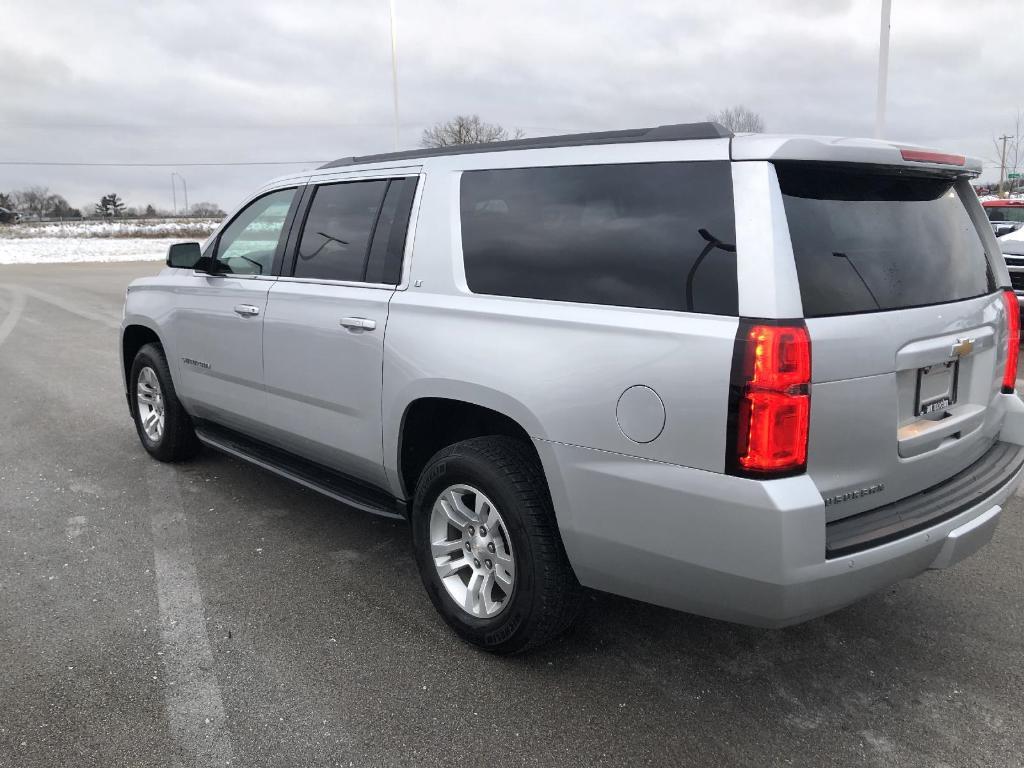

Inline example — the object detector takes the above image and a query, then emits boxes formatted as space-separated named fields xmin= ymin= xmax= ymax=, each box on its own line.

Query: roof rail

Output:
xmin=318 ymin=122 xmax=733 ymax=169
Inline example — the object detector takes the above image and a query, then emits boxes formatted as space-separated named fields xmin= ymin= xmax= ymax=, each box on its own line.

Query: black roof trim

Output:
xmin=318 ymin=122 xmax=733 ymax=169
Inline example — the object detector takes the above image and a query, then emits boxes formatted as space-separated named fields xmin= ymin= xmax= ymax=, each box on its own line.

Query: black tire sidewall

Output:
xmin=412 ymin=446 xmax=542 ymax=652
xmin=129 ymin=344 xmax=180 ymax=461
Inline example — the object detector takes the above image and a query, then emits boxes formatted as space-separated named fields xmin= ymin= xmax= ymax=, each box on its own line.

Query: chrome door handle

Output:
xmin=234 ymin=304 xmax=260 ymax=317
xmin=340 ymin=316 xmax=377 ymax=331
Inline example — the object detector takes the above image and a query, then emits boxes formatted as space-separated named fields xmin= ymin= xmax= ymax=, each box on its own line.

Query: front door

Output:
xmin=171 ymin=187 xmax=299 ymax=437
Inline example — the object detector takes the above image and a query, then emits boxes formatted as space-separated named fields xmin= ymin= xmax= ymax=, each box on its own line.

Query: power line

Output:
xmin=0 ymin=160 xmax=328 ymax=167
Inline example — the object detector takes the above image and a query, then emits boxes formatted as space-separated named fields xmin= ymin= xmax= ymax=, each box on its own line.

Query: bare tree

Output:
xmin=45 ymin=194 xmax=80 ymax=219
xmin=707 ymin=105 xmax=765 ymax=133
xmin=189 ymin=202 xmax=226 ymax=217
xmin=992 ymin=111 xmax=1023 ymax=196
xmin=421 ymin=115 xmax=525 ymax=148
xmin=13 ymin=186 xmax=52 ymax=220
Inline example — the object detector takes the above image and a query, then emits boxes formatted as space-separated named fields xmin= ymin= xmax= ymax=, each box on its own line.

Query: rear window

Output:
xmin=778 ymin=163 xmax=994 ymax=317
xmin=986 ymin=206 xmax=1024 ymax=224
xmin=460 ymin=161 xmax=738 ymax=314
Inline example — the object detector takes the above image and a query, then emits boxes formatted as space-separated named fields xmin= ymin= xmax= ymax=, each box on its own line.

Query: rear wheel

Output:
xmin=412 ymin=436 xmax=581 ymax=654
xmin=130 ymin=343 xmax=200 ymax=462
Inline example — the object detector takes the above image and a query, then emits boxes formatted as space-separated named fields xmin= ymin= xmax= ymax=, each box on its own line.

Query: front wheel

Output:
xmin=412 ymin=436 xmax=581 ymax=654
xmin=130 ymin=343 xmax=200 ymax=462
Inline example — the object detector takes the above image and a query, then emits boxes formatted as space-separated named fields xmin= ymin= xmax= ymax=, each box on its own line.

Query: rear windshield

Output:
xmin=460 ymin=161 xmax=738 ymax=314
xmin=777 ymin=163 xmax=994 ymax=317
xmin=986 ymin=206 xmax=1024 ymax=223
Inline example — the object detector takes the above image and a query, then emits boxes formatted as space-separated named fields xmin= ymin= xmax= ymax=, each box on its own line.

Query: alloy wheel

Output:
xmin=428 ymin=484 xmax=516 ymax=618
xmin=136 ymin=366 xmax=165 ymax=442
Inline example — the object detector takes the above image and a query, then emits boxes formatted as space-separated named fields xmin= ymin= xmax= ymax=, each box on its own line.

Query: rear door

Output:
xmin=775 ymin=162 xmax=1013 ymax=521
xmin=261 ymin=174 xmax=419 ymax=487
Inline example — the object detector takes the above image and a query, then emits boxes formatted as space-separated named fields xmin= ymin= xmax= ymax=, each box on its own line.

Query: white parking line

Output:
xmin=0 ymin=285 xmax=26 ymax=349
xmin=17 ymin=285 xmax=120 ymax=330
xmin=147 ymin=466 xmax=234 ymax=767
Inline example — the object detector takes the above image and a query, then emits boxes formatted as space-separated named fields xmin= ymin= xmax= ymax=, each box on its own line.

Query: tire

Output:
xmin=411 ymin=436 xmax=581 ymax=654
xmin=129 ymin=342 xmax=200 ymax=462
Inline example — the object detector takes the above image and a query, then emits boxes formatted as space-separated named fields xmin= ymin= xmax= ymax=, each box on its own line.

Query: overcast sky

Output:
xmin=0 ymin=0 xmax=1019 ymax=214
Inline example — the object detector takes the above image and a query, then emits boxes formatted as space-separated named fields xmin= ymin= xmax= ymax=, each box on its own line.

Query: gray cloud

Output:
xmin=0 ymin=0 xmax=1018 ymax=213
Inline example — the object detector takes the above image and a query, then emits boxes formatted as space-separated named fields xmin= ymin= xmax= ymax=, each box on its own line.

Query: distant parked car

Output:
xmin=984 ymin=199 xmax=1024 ymax=237
xmin=0 ymin=207 xmax=21 ymax=225
xmin=1000 ymin=229 xmax=1024 ymax=305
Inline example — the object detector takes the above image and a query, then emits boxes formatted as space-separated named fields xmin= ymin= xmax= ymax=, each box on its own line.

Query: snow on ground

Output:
xmin=0 ymin=237 xmax=180 ymax=265
xmin=3 ymin=218 xmax=219 ymax=239
xmin=0 ymin=218 xmax=219 ymax=264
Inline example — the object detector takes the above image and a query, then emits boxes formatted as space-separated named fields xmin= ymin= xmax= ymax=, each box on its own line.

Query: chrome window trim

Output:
xmin=191 ymin=272 xmax=278 ymax=281
xmin=274 ymin=275 xmax=395 ymax=291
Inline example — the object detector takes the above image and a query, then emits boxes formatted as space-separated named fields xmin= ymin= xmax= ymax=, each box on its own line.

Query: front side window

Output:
xmin=460 ymin=162 xmax=738 ymax=314
xmin=294 ymin=180 xmax=388 ymax=282
xmin=215 ymin=188 xmax=296 ymax=275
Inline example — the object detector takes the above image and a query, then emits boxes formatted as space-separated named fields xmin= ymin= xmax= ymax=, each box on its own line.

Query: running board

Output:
xmin=194 ymin=422 xmax=405 ymax=520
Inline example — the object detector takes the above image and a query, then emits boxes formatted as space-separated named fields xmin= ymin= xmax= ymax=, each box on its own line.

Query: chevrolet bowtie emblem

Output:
xmin=951 ymin=337 xmax=975 ymax=358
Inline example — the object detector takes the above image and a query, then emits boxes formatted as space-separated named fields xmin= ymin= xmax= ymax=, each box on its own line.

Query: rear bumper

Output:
xmin=536 ymin=395 xmax=1024 ymax=627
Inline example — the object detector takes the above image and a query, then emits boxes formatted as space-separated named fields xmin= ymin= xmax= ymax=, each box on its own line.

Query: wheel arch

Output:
xmin=121 ymin=322 xmax=163 ymax=404
xmin=392 ymin=390 xmax=546 ymax=502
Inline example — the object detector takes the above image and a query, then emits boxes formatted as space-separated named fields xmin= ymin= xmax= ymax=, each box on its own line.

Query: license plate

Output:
xmin=916 ymin=361 xmax=959 ymax=416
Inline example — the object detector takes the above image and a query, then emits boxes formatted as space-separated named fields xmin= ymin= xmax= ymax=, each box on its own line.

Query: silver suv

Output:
xmin=121 ymin=122 xmax=1024 ymax=653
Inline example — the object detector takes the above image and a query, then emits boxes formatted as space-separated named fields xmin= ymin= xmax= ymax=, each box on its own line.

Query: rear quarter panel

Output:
xmin=381 ymin=145 xmax=740 ymax=496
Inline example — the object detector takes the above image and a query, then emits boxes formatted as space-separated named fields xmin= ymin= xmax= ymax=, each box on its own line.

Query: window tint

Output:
xmin=778 ymin=163 xmax=995 ymax=317
xmin=986 ymin=206 xmax=1024 ymax=224
xmin=365 ymin=177 xmax=418 ymax=285
xmin=216 ymin=188 xmax=296 ymax=275
xmin=295 ymin=180 xmax=388 ymax=282
xmin=460 ymin=162 xmax=738 ymax=314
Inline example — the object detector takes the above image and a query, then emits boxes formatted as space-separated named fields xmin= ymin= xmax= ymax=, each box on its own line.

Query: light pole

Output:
xmin=998 ymin=134 xmax=1014 ymax=198
xmin=874 ymin=0 xmax=892 ymax=139
xmin=171 ymin=172 xmax=189 ymax=217
xmin=387 ymin=0 xmax=400 ymax=150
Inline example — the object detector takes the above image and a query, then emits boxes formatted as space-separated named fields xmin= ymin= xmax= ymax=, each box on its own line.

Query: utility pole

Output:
xmin=387 ymin=0 xmax=400 ymax=151
xmin=998 ymin=134 xmax=1013 ymax=198
xmin=171 ymin=172 xmax=189 ymax=216
xmin=170 ymin=173 xmax=176 ymax=215
xmin=874 ymin=0 xmax=892 ymax=139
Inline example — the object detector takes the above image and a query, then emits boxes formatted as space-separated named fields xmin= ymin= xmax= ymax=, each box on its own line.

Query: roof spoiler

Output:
xmin=731 ymin=134 xmax=983 ymax=177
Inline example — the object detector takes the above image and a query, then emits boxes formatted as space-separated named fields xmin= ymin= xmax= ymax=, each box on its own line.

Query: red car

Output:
xmin=984 ymin=199 xmax=1024 ymax=236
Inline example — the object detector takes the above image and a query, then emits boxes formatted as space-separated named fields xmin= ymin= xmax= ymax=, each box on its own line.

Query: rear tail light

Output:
xmin=1002 ymin=289 xmax=1019 ymax=394
xmin=727 ymin=321 xmax=811 ymax=477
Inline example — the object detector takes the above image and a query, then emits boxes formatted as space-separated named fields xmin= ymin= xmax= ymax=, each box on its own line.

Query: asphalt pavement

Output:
xmin=0 ymin=261 xmax=1022 ymax=768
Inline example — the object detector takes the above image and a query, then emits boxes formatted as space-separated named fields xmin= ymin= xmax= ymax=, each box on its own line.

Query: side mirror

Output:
xmin=166 ymin=242 xmax=203 ymax=269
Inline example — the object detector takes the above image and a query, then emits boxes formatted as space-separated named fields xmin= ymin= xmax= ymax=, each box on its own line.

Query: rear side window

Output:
xmin=365 ymin=177 xmax=418 ymax=285
xmin=460 ymin=161 xmax=738 ymax=314
xmin=295 ymin=180 xmax=388 ymax=282
xmin=778 ymin=163 xmax=995 ymax=317
xmin=291 ymin=177 xmax=418 ymax=284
